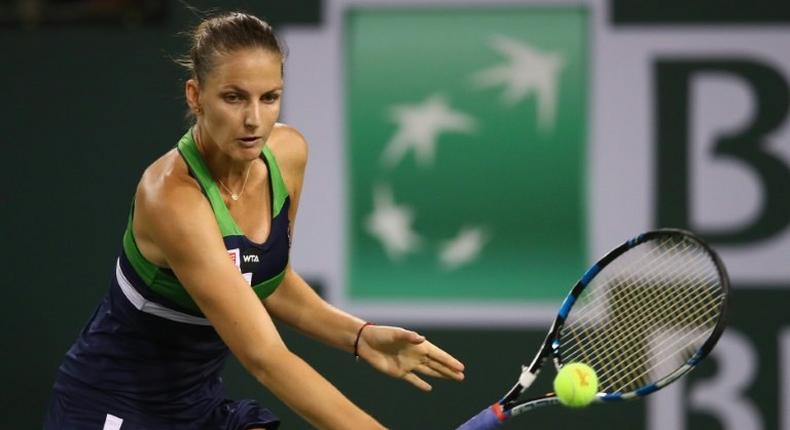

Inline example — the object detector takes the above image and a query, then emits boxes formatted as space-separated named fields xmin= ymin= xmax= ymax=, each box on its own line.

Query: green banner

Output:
xmin=345 ymin=7 xmax=589 ymax=302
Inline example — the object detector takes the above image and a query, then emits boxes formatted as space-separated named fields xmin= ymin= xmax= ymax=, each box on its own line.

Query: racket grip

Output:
xmin=456 ymin=404 xmax=506 ymax=430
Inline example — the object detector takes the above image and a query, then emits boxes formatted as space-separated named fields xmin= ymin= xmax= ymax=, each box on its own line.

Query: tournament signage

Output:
xmin=328 ymin=3 xmax=790 ymax=428
xmin=345 ymin=7 xmax=589 ymax=303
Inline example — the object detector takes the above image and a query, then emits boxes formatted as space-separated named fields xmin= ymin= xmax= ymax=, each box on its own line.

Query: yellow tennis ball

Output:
xmin=553 ymin=362 xmax=599 ymax=407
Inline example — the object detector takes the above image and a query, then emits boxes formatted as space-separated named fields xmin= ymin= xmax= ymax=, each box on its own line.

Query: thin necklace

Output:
xmin=193 ymin=127 xmax=253 ymax=201
xmin=217 ymin=163 xmax=253 ymax=201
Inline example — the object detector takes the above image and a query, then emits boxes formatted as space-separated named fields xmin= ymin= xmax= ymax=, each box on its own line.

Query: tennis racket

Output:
xmin=457 ymin=229 xmax=729 ymax=429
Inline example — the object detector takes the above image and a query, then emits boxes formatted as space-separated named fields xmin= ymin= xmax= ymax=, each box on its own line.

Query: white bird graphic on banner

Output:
xmin=381 ymin=94 xmax=476 ymax=168
xmin=473 ymin=35 xmax=565 ymax=131
xmin=365 ymin=185 xmax=423 ymax=260
xmin=439 ymin=226 xmax=490 ymax=270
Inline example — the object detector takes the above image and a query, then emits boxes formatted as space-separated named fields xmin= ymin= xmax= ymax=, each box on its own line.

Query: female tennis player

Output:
xmin=44 ymin=11 xmax=464 ymax=430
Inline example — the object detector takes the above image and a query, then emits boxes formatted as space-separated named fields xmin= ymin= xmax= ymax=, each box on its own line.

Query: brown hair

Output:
xmin=178 ymin=11 xmax=285 ymax=84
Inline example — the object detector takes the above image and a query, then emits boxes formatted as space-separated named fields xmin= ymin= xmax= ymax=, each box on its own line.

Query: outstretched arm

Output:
xmin=264 ymin=124 xmax=465 ymax=390
xmin=264 ymin=268 xmax=465 ymax=391
xmin=134 ymin=168 xmax=384 ymax=430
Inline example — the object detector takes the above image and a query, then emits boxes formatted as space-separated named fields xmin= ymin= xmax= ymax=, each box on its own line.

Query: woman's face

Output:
xmin=189 ymin=47 xmax=283 ymax=161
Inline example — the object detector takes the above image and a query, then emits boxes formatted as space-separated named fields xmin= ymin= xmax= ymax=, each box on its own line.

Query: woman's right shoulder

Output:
xmin=135 ymin=148 xmax=204 ymax=215
xmin=132 ymin=148 xmax=222 ymax=264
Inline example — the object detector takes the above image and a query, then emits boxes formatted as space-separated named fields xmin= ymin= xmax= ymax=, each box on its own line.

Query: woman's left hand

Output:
xmin=357 ymin=325 xmax=465 ymax=391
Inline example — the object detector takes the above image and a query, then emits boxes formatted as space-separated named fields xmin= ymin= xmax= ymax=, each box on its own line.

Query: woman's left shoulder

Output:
xmin=267 ymin=123 xmax=309 ymax=171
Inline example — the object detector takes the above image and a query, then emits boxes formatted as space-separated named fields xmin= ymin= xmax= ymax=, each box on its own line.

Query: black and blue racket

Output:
xmin=457 ymin=229 xmax=729 ymax=429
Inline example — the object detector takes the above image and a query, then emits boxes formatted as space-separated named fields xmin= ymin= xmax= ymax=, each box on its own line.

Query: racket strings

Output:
xmin=567 ymin=239 xmax=702 ymax=322
xmin=566 ymin=242 xmax=721 ymax=390
xmin=599 ymin=290 xmax=719 ymax=392
xmin=558 ymin=240 xmax=695 ymax=375
xmin=570 ymin=275 xmax=718 ymax=393
xmin=568 ymin=241 xmax=723 ymax=392
xmin=568 ymin=248 xmax=718 ymax=381
xmin=563 ymin=239 xmax=693 ymax=325
xmin=558 ymin=236 xmax=725 ymax=394
xmin=616 ymin=312 xmax=720 ymax=391
xmin=562 ymin=240 xmax=708 ymax=353
xmin=565 ymin=252 xmax=717 ymax=391
xmin=564 ymin=239 xmax=715 ymax=340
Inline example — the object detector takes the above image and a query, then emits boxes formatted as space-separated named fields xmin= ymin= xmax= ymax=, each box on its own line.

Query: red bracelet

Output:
xmin=353 ymin=322 xmax=374 ymax=360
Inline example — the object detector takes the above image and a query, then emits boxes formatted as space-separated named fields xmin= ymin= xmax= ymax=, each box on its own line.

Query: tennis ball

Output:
xmin=553 ymin=362 xmax=598 ymax=407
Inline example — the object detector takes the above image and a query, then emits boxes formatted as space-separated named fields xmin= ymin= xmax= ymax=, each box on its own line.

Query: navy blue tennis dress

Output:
xmin=45 ymin=130 xmax=291 ymax=429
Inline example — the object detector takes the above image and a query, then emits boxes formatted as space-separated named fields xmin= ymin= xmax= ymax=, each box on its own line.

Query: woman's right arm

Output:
xmin=133 ymin=173 xmax=384 ymax=430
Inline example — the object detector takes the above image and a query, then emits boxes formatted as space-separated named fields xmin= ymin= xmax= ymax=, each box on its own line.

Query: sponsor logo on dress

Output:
xmin=228 ymin=248 xmax=240 ymax=269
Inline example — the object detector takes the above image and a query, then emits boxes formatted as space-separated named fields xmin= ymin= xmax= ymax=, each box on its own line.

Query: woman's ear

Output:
xmin=185 ymin=79 xmax=202 ymax=115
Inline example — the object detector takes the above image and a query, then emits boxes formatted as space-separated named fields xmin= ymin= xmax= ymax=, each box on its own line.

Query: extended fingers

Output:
xmin=423 ymin=358 xmax=465 ymax=381
xmin=425 ymin=341 xmax=465 ymax=373
xmin=415 ymin=364 xmax=445 ymax=378
xmin=403 ymin=372 xmax=432 ymax=392
xmin=408 ymin=344 xmax=465 ymax=381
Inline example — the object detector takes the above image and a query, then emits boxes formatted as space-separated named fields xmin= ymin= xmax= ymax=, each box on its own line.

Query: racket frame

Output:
xmin=497 ymin=229 xmax=729 ymax=418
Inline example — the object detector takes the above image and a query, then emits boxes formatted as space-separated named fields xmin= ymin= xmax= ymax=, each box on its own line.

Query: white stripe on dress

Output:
xmin=115 ymin=259 xmax=212 ymax=326
xmin=102 ymin=413 xmax=123 ymax=430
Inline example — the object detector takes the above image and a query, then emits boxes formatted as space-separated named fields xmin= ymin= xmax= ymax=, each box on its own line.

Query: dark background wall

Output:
xmin=2 ymin=1 xmax=789 ymax=429
xmin=0 ymin=1 xmax=326 ymax=427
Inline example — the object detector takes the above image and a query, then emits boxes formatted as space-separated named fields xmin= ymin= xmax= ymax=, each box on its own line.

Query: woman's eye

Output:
xmin=262 ymin=93 xmax=281 ymax=103
xmin=223 ymin=93 xmax=241 ymax=103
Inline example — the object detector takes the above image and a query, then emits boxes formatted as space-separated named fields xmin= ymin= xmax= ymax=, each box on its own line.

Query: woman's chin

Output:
xmin=234 ymin=140 xmax=263 ymax=158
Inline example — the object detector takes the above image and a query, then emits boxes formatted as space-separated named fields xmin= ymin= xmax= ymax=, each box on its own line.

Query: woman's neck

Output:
xmin=192 ymin=123 xmax=255 ymax=188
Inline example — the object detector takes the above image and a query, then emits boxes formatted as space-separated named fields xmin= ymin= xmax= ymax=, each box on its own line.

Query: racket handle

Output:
xmin=456 ymin=404 xmax=507 ymax=430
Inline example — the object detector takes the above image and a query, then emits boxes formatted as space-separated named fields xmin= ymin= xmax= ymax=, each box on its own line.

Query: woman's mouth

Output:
xmin=237 ymin=136 xmax=261 ymax=147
